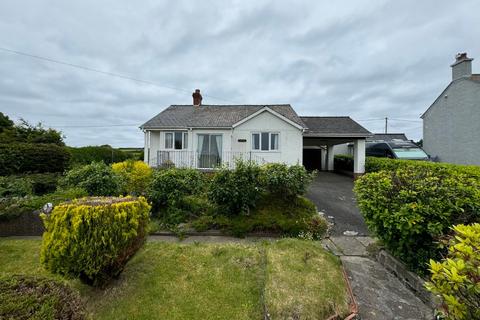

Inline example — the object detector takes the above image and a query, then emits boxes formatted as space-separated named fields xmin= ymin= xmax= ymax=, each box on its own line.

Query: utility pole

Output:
xmin=384 ymin=117 xmax=388 ymax=134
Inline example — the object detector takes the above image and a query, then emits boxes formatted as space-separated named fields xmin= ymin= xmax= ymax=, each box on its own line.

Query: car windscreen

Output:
xmin=392 ymin=147 xmax=428 ymax=159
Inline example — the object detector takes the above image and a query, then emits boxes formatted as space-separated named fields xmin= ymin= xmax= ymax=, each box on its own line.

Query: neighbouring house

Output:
xmin=334 ymin=133 xmax=409 ymax=156
xmin=421 ymin=53 xmax=480 ymax=165
xmin=140 ymin=90 xmax=371 ymax=175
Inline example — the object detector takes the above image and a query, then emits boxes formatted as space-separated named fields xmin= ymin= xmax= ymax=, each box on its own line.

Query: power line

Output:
xmin=0 ymin=46 xmax=235 ymax=103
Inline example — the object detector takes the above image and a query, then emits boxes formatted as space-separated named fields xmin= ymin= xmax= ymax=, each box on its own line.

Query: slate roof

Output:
xmin=300 ymin=116 xmax=371 ymax=137
xmin=140 ymin=104 xmax=306 ymax=129
xmin=367 ymin=133 xmax=408 ymax=141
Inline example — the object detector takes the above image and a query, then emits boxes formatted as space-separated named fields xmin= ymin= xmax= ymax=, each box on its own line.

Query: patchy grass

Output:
xmin=265 ymin=239 xmax=349 ymax=319
xmin=0 ymin=238 xmax=349 ymax=319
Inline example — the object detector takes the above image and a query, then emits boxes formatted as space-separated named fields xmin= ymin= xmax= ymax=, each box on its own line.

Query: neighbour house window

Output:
xmin=165 ymin=131 xmax=188 ymax=149
xmin=252 ymin=132 xmax=279 ymax=151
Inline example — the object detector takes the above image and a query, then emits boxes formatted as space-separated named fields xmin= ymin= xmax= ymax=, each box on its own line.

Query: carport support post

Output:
xmin=353 ymin=139 xmax=366 ymax=178
xmin=327 ymin=145 xmax=335 ymax=171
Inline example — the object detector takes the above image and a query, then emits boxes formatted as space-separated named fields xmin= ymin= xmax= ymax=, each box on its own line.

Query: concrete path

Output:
xmin=324 ymin=236 xmax=433 ymax=320
xmin=306 ymin=172 xmax=369 ymax=236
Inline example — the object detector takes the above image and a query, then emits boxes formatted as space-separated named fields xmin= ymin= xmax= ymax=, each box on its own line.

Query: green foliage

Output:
xmin=0 ymin=275 xmax=84 ymax=320
xmin=148 ymin=167 xmax=205 ymax=211
xmin=426 ymin=224 xmax=480 ymax=320
xmin=0 ymin=175 xmax=33 ymax=197
xmin=112 ymin=160 xmax=152 ymax=196
xmin=365 ymin=157 xmax=480 ymax=177
xmin=0 ymin=187 xmax=87 ymax=221
xmin=354 ymin=166 xmax=480 ymax=273
xmin=0 ymin=143 xmax=70 ymax=175
xmin=208 ymin=160 xmax=262 ymax=215
xmin=61 ymin=162 xmax=121 ymax=196
xmin=192 ymin=194 xmax=327 ymax=239
xmin=334 ymin=154 xmax=354 ymax=172
xmin=0 ymin=116 xmax=64 ymax=146
xmin=68 ymin=145 xmax=131 ymax=166
xmin=40 ymin=196 xmax=151 ymax=287
xmin=261 ymin=163 xmax=315 ymax=199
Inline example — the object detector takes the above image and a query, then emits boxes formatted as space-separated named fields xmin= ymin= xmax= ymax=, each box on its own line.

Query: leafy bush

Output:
xmin=0 ymin=143 xmax=70 ymax=175
xmin=261 ymin=163 xmax=314 ymax=199
xmin=208 ymin=160 xmax=262 ymax=215
xmin=112 ymin=160 xmax=152 ymax=196
xmin=0 ymin=275 xmax=84 ymax=320
xmin=68 ymin=145 xmax=131 ymax=166
xmin=61 ymin=162 xmax=121 ymax=196
xmin=426 ymin=223 xmax=480 ymax=320
xmin=334 ymin=154 xmax=354 ymax=172
xmin=354 ymin=166 xmax=480 ymax=273
xmin=180 ymin=195 xmax=216 ymax=217
xmin=0 ymin=187 xmax=87 ymax=221
xmin=0 ymin=176 xmax=33 ymax=197
xmin=41 ymin=196 xmax=151 ymax=286
xmin=148 ymin=167 xmax=205 ymax=211
xmin=192 ymin=194 xmax=327 ymax=239
xmin=0 ymin=114 xmax=65 ymax=146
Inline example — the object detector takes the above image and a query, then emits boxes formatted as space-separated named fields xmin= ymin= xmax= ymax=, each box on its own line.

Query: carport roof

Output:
xmin=300 ymin=116 xmax=371 ymax=138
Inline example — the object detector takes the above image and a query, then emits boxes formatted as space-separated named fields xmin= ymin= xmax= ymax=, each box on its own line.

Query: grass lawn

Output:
xmin=0 ymin=238 xmax=349 ymax=320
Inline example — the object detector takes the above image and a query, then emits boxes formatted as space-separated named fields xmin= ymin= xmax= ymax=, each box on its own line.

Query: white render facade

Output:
xmin=143 ymin=107 xmax=304 ymax=169
xmin=141 ymin=94 xmax=370 ymax=174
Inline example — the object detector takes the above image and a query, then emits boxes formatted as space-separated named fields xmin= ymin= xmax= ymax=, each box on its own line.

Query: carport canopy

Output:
xmin=300 ymin=116 xmax=371 ymax=176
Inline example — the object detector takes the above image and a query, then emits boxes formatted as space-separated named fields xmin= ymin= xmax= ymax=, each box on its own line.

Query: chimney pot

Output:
xmin=192 ymin=89 xmax=202 ymax=106
xmin=451 ymin=52 xmax=473 ymax=80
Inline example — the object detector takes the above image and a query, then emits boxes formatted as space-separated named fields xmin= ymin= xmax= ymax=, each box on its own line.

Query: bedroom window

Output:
xmin=252 ymin=132 xmax=279 ymax=151
xmin=165 ymin=132 xmax=188 ymax=149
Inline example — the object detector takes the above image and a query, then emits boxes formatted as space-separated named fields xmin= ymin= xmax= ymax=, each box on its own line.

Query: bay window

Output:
xmin=252 ymin=132 xmax=279 ymax=151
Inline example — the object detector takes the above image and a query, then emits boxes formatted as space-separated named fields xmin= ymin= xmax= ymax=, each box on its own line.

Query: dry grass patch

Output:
xmin=265 ymin=239 xmax=350 ymax=319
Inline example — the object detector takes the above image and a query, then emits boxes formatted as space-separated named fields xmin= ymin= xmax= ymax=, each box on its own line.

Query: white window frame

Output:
xmin=251 ymin=132 xmax=280 ymax=152
xmin=164 ymin=131 xmax=188 ymax=150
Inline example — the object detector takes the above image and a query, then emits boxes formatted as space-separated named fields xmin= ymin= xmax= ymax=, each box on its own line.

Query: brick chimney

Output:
xmin=451 ymin=52 xmax=473 ymax=80
xmin=192 ymin=89 xmax=202 ymax=106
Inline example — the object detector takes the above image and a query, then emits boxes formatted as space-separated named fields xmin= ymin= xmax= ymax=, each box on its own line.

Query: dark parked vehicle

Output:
xmin=366 ymin=140 xmax=429 ymax=160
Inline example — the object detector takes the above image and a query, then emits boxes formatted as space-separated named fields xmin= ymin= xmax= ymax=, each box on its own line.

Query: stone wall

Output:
xmin=0 ymin=211 xmax=44 ymax=236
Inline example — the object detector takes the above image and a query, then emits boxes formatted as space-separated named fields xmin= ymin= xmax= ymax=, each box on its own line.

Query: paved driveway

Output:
xmin=306 ymin=172 xmax=369 ymax=236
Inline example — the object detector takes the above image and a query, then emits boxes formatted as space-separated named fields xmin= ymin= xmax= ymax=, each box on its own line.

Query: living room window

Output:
xmin=165 ymin=132 xmax=188 ymax=149
xmin=252 ymin=132 xmax=279 ymax=151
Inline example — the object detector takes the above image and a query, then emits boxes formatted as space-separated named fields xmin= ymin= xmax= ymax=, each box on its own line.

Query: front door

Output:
xmin=197 ymin=134 xmax=222 ymax=168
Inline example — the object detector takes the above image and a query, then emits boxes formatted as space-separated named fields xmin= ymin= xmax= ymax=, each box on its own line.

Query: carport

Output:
xmin=300 ymin=117 xmax=371 ymax=177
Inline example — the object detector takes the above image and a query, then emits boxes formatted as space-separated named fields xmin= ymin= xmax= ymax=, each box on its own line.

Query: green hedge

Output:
xmin=0 ymin=143 xmax=70 ymax=175
xmin=61 ymin=162 xmax=121 ymax=196
xmin=365 ymin=157 xmax=480 ymax=177
xmin=68 ymin=146 xmax=131 ymax=166
xmin=260 ymin=163 xmax=314 ymax=199
xmin=40 ymin=196 xmax=151 ymax=286
xmin=354 ymin=165 xmax=480 ymax=273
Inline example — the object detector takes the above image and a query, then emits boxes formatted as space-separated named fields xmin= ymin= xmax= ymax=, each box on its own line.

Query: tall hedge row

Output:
xmin=354 ymin=164 xmax=480 ymax=273
xmin=68 ymin=146 xmax=130 ymax=166
xmin=0 ymin=143 xmax=70 ymax=175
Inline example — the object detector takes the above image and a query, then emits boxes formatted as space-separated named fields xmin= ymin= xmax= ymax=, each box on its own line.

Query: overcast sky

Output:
xmin=1 ymin=0 xmax=479 ymax=147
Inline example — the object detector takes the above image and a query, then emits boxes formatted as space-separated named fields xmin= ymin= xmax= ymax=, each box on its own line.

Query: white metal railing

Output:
xmin=150 ymin=151 xmax=265 ymax=169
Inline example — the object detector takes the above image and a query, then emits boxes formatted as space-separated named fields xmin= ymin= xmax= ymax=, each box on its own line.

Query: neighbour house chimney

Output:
xmin=192 ymin=89 xmax=202 ymax=106
xmin=451 ymin=52 xmax=473 ymax=80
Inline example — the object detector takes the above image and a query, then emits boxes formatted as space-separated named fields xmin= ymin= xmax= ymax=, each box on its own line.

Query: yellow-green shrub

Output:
xmin=426 ymin=223 xmax=480 ymax=320
xmin=40 ymin=197 xmax=151 ymax=287
xmin=112 ymin=160 xmax=152 ymax=196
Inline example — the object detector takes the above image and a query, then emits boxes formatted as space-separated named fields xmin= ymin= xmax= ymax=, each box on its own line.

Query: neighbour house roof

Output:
xmin=421 ymin=75 xmax=480 ymax=118
xmin=140 ymin=104 xmax=306 ymax=129
xmin=300 ymin=116 xmax=371 ymax=138
xmin=368 ymin=133 xmax=408 ymax=141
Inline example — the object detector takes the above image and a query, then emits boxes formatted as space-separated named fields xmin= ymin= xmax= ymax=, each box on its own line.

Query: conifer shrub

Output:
xmin=112 ymin=160 xmax=152 ymax=196
xmin=40 ymin=196 xmax=151 ymax=286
